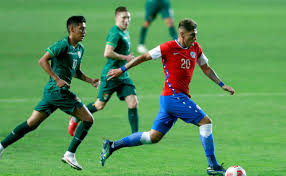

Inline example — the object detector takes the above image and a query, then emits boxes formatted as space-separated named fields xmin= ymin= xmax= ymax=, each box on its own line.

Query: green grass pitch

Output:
xmin=0 ymin=0 xmax=285 ymax=175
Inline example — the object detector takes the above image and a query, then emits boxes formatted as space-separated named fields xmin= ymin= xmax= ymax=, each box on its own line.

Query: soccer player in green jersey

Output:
xmin=137 ymin=0 xmax=177 ymax=53
xmin=0 ymin=16 xmax=100 ymax=170
xmin=68 ymin=7 xmax=139 ymax=136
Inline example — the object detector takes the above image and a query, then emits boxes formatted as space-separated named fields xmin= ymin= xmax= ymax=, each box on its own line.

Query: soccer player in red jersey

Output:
xmin=100 ymin=18 xmax=235 ymax=175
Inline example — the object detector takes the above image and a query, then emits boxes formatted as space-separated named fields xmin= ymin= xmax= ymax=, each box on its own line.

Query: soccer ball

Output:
xmin=225 ymin=165 xmax=246 ymax=176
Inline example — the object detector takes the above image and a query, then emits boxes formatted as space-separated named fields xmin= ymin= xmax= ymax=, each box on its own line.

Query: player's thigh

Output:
xmin=171 ymin=93 xmax=206 ymax=125
xmin=152 ymin=109 xmax=177 ymax=135
xmin=160 ymin=2 xmax=173 ymax=20
xmin=117 ymin=79 xmax=136 ymax=101
xmin=71 ymin=105 xmax=93 ymax=122
xmin=97 ymin=79 xmax=116 ymax=102
xmin=27 ymin=110 xmax=49 ymax=128
xmin=145 ymin=2 xmax=160 ymax=22
xmin=34 ymin=93 xmax=57 ymax=117
xmin=56 ymin=90 xmax=85 ymax=116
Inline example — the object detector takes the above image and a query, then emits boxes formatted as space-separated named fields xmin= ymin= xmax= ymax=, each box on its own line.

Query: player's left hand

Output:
xmin=107 ymin=68 xmax=123 ymax=80
xmin=91 ymin=78 xmax=100 ymax=88
xmin=222 ymin=85 xmax=235 ymax=95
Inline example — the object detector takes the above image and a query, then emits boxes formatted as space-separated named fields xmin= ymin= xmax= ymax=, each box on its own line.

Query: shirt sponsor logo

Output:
xmin=190 ymin=51 xmax=196 ymax=58
xmin=173 ymin=52 xmax=179 ymax=55
xmin=67 ymin=52 xmax=77 ymax=55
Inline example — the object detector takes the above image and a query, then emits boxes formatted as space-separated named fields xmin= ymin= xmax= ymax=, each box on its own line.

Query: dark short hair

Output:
xmin=115 ymin=6 xmax=128 ymax=16
xmin=178 ymin=18 xmax=197 ymax=31
xmin=66 ymin=16 xmax=86 ymax=32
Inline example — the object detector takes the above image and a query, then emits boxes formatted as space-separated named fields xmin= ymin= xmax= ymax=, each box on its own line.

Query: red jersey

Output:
xmin=149 ymin=40 xmax=208 ymax=97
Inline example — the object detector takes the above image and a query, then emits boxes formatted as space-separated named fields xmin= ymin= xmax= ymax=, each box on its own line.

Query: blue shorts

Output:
xmin=152 ymin=93 xmax=206 ymax=134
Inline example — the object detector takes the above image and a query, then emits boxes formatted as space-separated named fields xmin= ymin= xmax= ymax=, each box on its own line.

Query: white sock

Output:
xmin=140 ymin=132 xmax=152 ymax=144
xmin=0 ymin=143 xmax=4 ymax=152
xmin=199 ymin=124 xmax=212 ymax=138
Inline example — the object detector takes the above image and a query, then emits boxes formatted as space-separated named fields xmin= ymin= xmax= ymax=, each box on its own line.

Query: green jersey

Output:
xmin=147 ymin=0 xmax=170 ymax=4
xmin=45 ymin=36 xmax=84 ymax=90
xmin=101 ymin=25 xmax=131 ymax=80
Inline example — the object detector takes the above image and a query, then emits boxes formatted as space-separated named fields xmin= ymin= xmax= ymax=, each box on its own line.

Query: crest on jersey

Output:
xmin=190 ymin=51 xmax=196 ymax=59
xmin=77 ymin=51 xmax=81 ymax=58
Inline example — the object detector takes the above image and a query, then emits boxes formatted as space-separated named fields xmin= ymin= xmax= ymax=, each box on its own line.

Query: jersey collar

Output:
xmin=175 ymin=40 xmax=194 ymax=49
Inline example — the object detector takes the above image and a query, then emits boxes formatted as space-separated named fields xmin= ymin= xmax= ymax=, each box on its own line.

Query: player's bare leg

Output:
xmin=68 ymin=99 xmax=105 ymax=136
xmin=62 ymin=105 xmax=94 ymax=170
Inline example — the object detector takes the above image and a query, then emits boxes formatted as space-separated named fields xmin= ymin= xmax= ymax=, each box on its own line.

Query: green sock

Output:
xmin=68 ymin=121 xmax=93 ymax=153
xmin=86 ymin=102 xmax=98 ymax=113
xmin=1 ymin=121 xmax=33 ymax=148
xmin=169 ymin=26 xmax=177 ymax=40
xmin=128 ymin=108 xmax=139 ymax=133
xmin=139 ymin=27 xmax=148 ymax=44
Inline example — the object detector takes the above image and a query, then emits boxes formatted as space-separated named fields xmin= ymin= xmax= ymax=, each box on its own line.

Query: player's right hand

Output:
xmin=107 ymin=68 xmax=123 ymax=81
xmin=125 ymin=54 xmax=135 ymax=62
xmin=56 ymin=79 xmax=70 ymax=89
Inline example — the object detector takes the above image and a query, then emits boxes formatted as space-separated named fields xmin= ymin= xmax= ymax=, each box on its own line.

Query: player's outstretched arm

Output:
xmin=107 ymin=53 xmax=152 ymax=80
xmin=200 ymin=63 xmax=235 ymax=95
xmin=38 ymin=52 xmax=69 ymax=88
xmin=74 ymin=65 xmax=100 ymax=88
xmin=104 ymin=45 xmax=134 ymax=62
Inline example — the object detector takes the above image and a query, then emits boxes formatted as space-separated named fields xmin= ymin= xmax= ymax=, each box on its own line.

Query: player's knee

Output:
xmin=86 ymin=115 xmax=94 ymax=123
xmin=149 ymin=131 xmax=163 ymax=143
xmin=94 ymin=102 xmax=105 ymax=110
xmin=143 ymin=21 xmax=150 ymax=27
xmin=27 ymin=121 xmax=40 ymax=130
xmin=198 ymin=116 xmax=212 ymax=126
xmin=128 ymin=101 xmax=138 ymax=109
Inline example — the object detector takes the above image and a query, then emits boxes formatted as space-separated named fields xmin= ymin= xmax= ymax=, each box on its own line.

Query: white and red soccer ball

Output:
xmin=225 ymin=165 xmax=246 ymax=176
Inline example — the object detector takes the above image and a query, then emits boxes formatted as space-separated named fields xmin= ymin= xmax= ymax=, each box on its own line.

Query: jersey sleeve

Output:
xmin=46 ymin=40 xmax=67 ymax=58
xmin=195 ymin=42 xmax=208 ymax=66
xmin=148 ymin=46 xmax=161 ymax=60
xmin=106 ymin=31 xmax=119 ymax=48
xmin=197 ymin=53 xmax=208 ymax=66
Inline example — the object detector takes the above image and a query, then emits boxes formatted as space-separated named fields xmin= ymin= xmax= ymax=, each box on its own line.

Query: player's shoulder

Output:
xmin=109 ymin=25 xmax=120 ymax=34
xmin=48 ymin=37 xmax=69 ymax=50
xmin=193 ymin=41 xmax=201 ymax=49
xmin=53 ymin=37 xmax=69 ymax=47
xmin=161 ymin=40 xmax=177 ymax=48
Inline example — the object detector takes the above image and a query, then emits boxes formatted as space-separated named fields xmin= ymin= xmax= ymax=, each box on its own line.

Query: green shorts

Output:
xmin=98 ymin=78 xmax=136 ymax=102
xmin=34 ymin=88 xmax=83 ymax=116
xmin=145 ymin=0 xmax=173 ymax=22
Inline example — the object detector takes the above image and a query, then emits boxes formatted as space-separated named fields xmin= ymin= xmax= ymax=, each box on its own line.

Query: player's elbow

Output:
xmin=104 ymin=51 xmax=111 ymax=58
xmin=38 ymin=58 xmax=45 ymax=66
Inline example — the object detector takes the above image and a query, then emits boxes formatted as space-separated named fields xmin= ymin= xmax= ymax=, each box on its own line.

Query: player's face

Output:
xmin=182 ymin=29 xmax=197 ymax=47
xmin=71 ymin=22 xmax=86 ymax=42
xmin=115 ymin=11 xmax=131 ymax=30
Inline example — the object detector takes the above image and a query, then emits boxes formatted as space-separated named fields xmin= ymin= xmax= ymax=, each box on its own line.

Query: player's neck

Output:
xmin=177 ymin=38 xmax=187 ymax=48
xmin=116 ymin=24 xmax=127 ymax=32
xmin=68 ymin=36 xmax=79 ymax=47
